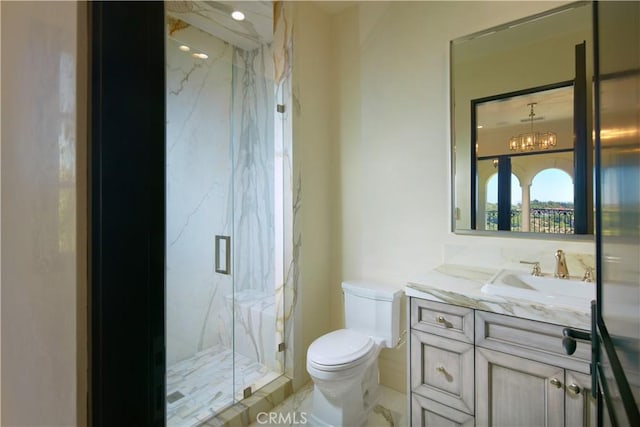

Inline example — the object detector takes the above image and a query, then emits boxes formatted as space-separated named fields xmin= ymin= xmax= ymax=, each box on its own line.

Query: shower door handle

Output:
xmin=215 ymin=235 xmax=231 ymax=275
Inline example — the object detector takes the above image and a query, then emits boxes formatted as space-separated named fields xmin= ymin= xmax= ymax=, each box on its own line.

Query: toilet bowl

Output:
xmin=306 ymin=281 xmax=403 ymax=427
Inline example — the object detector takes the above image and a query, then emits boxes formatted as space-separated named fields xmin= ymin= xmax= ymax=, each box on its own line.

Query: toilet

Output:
xmin=306 ymin=280 xmax=403 ymax=427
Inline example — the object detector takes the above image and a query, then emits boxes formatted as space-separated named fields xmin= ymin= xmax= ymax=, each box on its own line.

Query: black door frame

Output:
xmin=89 ymin=2 xmax=165 ymax=425
xmin=592 ymin=1 xmax=640 ymax=425
xmin=470 ymin=77 xmax=588 ymax=233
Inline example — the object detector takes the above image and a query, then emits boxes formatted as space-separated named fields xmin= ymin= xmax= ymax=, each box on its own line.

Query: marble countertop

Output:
xmin=406 ymin=264 xmax=592 ymax=331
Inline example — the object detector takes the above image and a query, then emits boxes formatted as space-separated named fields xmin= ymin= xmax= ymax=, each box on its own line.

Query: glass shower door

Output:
xmin=165 ymin=18 xmax=236 ymax=424
xmin=229 ymin=41 xmax=284 ymax=401
xmin=165 ymin=2 xmax=283 ymax=426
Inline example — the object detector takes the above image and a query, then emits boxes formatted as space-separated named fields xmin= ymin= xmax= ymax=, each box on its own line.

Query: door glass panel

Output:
xmin=596 ymin=1 xmax=640 ymax=423
xmin=165 ymin=2 xmax=283 ymax=425
xmin=230 ymin=34 xmax=284 ymax=400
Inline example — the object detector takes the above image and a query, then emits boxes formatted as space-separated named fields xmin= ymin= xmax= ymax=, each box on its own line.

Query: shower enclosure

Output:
xmin=164 ymin=2 xmax=285 ymax=425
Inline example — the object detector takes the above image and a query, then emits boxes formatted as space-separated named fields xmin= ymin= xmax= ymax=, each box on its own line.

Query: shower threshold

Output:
xmin=166 ymin=345 xmax=282 ymax=427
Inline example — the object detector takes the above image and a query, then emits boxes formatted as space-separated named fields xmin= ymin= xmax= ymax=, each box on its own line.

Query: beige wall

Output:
xmin=291 ymin=2 xmax=337 ymax=387
xmin=293 ymin=0 xmax=594 ymax=393
xmin=1 ymin=1 xmax=87 ymax=425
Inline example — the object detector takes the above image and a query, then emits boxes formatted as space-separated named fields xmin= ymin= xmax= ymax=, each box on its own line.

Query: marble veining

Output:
xmin=231 ymin=44 xmax=275 ymax=297
xmin=433 ymin=264 xmax=496 ymax=283
xmin=167 ymin=345 xmax=281 ymax=427
xmin=246 ymin=383 xmax=407 ymax=427
xmin=443 ymin=242 xmax=595 ymax=277
xmin=224 ymin=290 xmax=278 ymax=369
xmin=166 ymin=1 xmax=274 ymax=51
xmin=407 ymin=264 xmax=592 ymax=331
xmin=166 ymin=3 xmax=298 ymax=423
xmin=166 ymin=2 xmax=287 ymax=407
xmin=272 ymin=1 xmax=300 ymax=388
xmin=166 ymin=25 xmax=235 ymax=365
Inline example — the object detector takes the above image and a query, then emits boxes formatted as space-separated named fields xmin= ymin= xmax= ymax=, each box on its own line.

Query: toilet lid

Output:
xmin=307 ymin=329 xmax=375 ymax=367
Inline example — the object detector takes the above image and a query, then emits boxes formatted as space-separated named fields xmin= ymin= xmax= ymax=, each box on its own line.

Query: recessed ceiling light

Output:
xmin=477 ymin=125 xmax=484 ymax=129
xmin=193 ymin=52 xmax=208 ymax=59
xmin=231 ymin=10 xmax=245 ymax=21
xmin=179 ymin=45 xmax=190 ymax=52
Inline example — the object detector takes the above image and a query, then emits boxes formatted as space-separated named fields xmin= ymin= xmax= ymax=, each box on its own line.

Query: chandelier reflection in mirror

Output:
xmin=509 ymin=102 xmax=557 ymax=152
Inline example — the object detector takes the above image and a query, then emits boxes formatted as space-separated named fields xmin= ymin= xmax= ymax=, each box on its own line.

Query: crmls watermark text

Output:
xmin=256 ymin=411 xmax=308 ymax=424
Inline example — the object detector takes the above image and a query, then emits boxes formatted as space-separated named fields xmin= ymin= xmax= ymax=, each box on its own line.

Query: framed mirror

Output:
xmin=451 ymin=1 xmax=594 ymax=238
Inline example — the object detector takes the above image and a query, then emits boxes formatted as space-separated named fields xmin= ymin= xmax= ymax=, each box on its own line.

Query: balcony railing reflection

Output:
xmin=486 ymin=208 xmax=575 ymax=234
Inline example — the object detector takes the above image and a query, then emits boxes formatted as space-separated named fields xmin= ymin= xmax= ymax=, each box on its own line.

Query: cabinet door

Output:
xmin=476 ymin=348 xmax=565 ymax=427
xmin=566 ymin=371 xmax=602 ymax=427
xmin=412 ymin=394 xmax=474 ymax=427
xmin=411 ymin=330 xmax=474 ymax=414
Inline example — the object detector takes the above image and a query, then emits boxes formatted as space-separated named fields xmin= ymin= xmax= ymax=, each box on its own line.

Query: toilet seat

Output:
xmin=307 ymin=329 xmax=377 ymax=373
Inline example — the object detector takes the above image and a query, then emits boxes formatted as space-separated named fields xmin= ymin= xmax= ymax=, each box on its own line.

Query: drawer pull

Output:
xmin=550 ymin=378 xmax=562 ymax=388
xmin=567 ymin=383 xmax=581 ymax=395
xmin=435 ymin=365 xmax=454 ymax=382
xmin=435 ymin=315 xmax=453 ymax=329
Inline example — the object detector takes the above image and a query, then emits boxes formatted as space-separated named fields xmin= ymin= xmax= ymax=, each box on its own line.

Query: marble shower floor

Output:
xmin=167 ymin=345 xmax=282 ymax=427
xmin=248 ymin=382 xmax=407 ymax=427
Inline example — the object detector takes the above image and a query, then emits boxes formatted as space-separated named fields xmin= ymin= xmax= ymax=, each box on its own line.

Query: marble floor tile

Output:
xmin=248 ymin=383 xmax=407 ymax=427
xmin=167 ymin=345 xmax=282 ymax=427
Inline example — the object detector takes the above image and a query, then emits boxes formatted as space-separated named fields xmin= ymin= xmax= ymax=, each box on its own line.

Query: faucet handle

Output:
xmin=582 ymin=267 xmax=594 ymax=283
xmin=520 ymin=260 xmax=542 ymax=276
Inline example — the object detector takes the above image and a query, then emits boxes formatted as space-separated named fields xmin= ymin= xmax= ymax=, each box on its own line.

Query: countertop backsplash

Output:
xmin=443 ymin=241 xmax=595 ymax=279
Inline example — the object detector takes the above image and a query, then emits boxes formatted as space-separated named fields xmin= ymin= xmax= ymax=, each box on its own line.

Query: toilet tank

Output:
xmin=342 ymin=280 xmax=403 ymax=348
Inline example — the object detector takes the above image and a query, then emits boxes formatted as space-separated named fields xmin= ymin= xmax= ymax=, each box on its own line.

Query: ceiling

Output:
xmin=166 ymin=1 xmax=273 ymax=51
xmin=477 ymin=85 xmax=574 ymax=130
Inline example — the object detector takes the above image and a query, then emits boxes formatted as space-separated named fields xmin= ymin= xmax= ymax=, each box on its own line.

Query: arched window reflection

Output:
xmin=530 ymin=168 xmax=574 ymax=233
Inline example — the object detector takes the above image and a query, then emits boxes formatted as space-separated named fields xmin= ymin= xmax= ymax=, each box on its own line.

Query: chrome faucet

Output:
xmin=554 ymin=249 xmax=569 ymax=279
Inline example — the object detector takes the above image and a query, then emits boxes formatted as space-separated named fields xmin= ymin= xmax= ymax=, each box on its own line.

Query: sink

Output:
xmin=481 ymin=269 xmax=595 ymax=311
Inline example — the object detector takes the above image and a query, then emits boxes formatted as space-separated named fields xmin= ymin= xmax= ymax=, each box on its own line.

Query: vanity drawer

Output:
xmin=475 ymin=311 xmax=591 ymax=373
xmin=410 ymin=298 xmax=474 ymax=343
xmin=411 ymin=394 xmax=474 ymax=427
xmin=410 ymin=329 xmax=474 ymax=415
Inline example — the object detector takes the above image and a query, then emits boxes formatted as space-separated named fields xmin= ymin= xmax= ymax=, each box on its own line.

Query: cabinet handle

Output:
xmin=435 ymin=365 xmax=453 ymax=382
xmin=567 ymin=383 xmax=581 ymax=395
xmin=550 ymin=378 xmax=562 ymax=388
xmin=436 ymin=316 xmax=446 ymax=324
xmin=562 ymin=327 xmax=592 ymax=356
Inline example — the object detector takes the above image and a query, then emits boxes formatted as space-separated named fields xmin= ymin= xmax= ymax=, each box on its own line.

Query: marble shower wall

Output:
xmin=229 ymin=43 xmax=280 ymax=371
xmin=231 ymin=46 xmax=275 ymax=297
xmin=273 ymin=1 xmax=300 ymax=388
xmin=166 ymin=19 xmax=282 ymax=372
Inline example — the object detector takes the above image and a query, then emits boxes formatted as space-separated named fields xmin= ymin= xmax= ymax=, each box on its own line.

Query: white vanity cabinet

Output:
xmin=409 ymin=297 xmax=596 ymax=427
